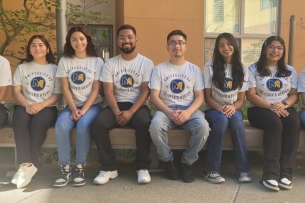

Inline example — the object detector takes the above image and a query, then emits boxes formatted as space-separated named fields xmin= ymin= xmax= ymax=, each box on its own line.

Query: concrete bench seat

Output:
xmin=1 ymin=121 xmax=305 ymax=168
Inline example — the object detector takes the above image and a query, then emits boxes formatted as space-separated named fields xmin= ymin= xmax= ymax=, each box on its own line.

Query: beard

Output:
xmin=119 ymin=43 xmax=136 ymax=54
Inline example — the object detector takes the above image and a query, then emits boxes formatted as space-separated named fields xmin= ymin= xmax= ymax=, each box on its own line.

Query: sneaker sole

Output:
xmin=263 ymin=181 xmax=280 ymax=191
xmin=279 ymin=183 xmax=292 ymax=190
xmin=239 ymin=178 xmax=252 ymax=183
xmin=54 ymin=179 xmax=72 ymax=188
xmin=73 ymin=182 xmax=86 ymax=187
xmin=138 ymin=178 xmax=151 ymax=184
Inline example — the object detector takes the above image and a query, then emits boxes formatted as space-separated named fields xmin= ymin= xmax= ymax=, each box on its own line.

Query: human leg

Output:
xmin=128 ymin=105 xmax=152 ymax=183
xmin=248 ymin=107 xmax=282 ymax=191
xmin=279 ymin=107 xmax=300 ymax=189
xmin=180 ymin=110 xmax=210 ymax=183
xmin=91 ymin=105 xmax=119 ymax=185
xmin=0 ymin=103 xmax=8 ymax=128
xmin=29 ymin=107 xmax=58 ymax=166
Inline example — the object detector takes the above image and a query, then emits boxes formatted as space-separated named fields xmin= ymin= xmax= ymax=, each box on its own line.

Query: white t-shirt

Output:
xmin=297 ymin=69 xmax=305 ymax=108
xmin=203 ymin=61 xmax=248 ymax=111
xmin=56 ymin=56 xmax=103 ymax=107
xmin=248 ymin=64 xmax=298 ymax=107
xmin=149 ymin=61 xmax=204 ymax=107
xmin=101 ymin=54 xmax=154 ymax=103
xmin=0 ymin=55 xmax=12 ymax=105
xmin=13 ymin=61 xmax=62 ymax=105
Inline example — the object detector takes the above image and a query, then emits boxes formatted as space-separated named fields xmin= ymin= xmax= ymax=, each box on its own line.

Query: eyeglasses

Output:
xmin=118 ymin=35 xmax=135 ymax=42
xmin=267 ymin=45 xmax=284 ymax=52
xmin=168 ymin=40 xmax=186 ymax=47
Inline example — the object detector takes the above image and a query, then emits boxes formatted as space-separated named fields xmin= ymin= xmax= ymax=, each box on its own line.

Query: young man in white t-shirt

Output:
xmin=0 ymin=55 xmax=12 ymax=128
xmin=91 ymin=24 xmax=154 ymax=184
xmin=149 ymin=30 xmax=210 ymax=183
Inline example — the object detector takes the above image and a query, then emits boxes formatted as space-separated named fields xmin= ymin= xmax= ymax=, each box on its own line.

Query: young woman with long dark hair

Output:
xmin=53 ymin=27 xmax=103 ymax=187
xmin=246 ymin=36 xmax=299 ymax=191
xmin=12 ymin=35 xmax=62 ymax=189
xmin=202 ymin=33 xmax=251 ymax=184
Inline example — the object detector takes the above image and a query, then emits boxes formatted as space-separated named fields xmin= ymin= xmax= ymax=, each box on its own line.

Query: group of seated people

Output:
xmin=1 ymin=24 xmax=305 ymax=192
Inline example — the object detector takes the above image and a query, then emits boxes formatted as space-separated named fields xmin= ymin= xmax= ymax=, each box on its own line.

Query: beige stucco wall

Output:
xmin=280 ymin=1 xmax=305 ymax=75
xmin=115 ymin=0 xmax=205 ymax=69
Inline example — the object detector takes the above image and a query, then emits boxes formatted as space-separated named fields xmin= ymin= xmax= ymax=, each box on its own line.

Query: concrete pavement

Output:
xmin=1 ymin=151 xmax=305 ymax=203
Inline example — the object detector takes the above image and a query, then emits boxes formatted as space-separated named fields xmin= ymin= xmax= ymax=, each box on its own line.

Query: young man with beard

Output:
xmin=91 ymin=24 xmax=154 ymax=184
xmin=149 ymin=30 xmax=210 ymax=183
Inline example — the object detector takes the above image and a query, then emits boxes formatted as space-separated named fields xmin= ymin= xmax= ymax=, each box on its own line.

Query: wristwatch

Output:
xmin=282 ymin=100 xmax=288 ymax=108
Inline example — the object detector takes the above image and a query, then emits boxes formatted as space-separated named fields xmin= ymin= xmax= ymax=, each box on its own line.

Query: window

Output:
xmin=68 ymin=25 xmax=113 ymax=62
xmin=261 ymin=0 xmax=277 ymax=10
xmin=214 ymin=0 xmax=224 ymax=22
xmin=204 ymin=0 xmax=279 ymax=67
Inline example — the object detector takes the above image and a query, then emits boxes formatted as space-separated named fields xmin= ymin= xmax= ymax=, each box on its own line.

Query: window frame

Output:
xmin=204 ymin=0 xmax=281 ymax=65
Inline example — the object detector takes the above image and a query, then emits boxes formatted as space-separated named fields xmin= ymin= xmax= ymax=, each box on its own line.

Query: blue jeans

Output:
xmin=299 ymin=109 xmax=305 ymax=129
xmin=204 ymin=109 xmax=249 ymax=173
xmin=149 ymin=106 xmax=210 ymax=165
xmin=55 ymin=104 xmax=102 ymax=166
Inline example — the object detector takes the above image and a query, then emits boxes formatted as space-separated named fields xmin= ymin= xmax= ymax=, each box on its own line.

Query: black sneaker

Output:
xmin=160 ymin=160 xmax=180 ymax=180
xmin=203 ymin=172 xmax=225 ymax=184
xmin=279 ymin=178 xmax=292 ymax=190
xmin=181 ymin=163 xmax=195 ymax=183
xmin=53 ymin=165 xmax=72 ymax=187
xmin=73 ymin=164 xmax=85 ymax=187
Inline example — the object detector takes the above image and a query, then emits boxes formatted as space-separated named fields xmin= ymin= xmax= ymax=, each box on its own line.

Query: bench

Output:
xmin=1 ymin=121 xmax=305 ymax=168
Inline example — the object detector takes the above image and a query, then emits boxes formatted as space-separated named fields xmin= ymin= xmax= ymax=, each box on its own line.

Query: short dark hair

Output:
xmin=167 ymin=30 xmax=187 ymax=42
xmin=64 ymin=26 xmax=98 ymax=58
xmin=117 ymin=24 xmax=136 ymax=37
xmin=23 ymin=35 xmax=55 ymax=64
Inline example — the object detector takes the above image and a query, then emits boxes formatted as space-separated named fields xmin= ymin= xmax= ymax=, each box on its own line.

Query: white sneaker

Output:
xmin=11 ymin=164 xmax=22 ymax=185
xmin=263 ymin=180 xmax=279 ymax=191
xmin=137 ymin=169 xmax=151 ymax=184
xmin=93 ymin=170 xmax=118 ymax=185
xmin=279 ymin=178 xmax=292 ymax=190
xmin=17 ymin=164 xmax=38 ymax=189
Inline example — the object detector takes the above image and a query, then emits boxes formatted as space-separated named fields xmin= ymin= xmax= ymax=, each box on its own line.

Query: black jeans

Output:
xmin=12 ymin=105 xmax=58 ymax=165
xmin=91 ymin=102 xmax=152 ymax=171
xmin=0 ymin=103 xmax=8 ymax=128
xmin=248 ymin=107 xmax=300 ymax=180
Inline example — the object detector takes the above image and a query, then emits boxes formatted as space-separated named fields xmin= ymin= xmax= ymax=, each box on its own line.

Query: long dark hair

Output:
xmin=212 ymin=33 xmax=244 ymax=91
xmin=21 ymin=35 xmax=55 ymax=64
xmin=256 ymin=36 xmax=291 ymax=77
xmin=63 ymin=27 xmax=98 ymax=58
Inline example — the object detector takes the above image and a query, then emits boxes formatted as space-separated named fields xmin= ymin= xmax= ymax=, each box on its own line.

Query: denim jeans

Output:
xmin=55 ymin=104 xmax=102 ymax=166
xmin=204 ymin=109 xmax=249 ymax=173
xmin=149 ymin=106 xmax=210 ymax=165
xmin=299 ymin=109 xmax=305 ymax=129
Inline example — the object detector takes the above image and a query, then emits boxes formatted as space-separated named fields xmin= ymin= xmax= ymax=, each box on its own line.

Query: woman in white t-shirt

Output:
xmin=202 ymin=33 xmax=251 ymax=184
xmin=54 ymin=27 xmax=103 ymax=188
xmin=297 ymin=71 xmax=305 ymax=128
xmin=11 ymin=35 xmax=62 ymax=189
xmin=246 ymin=36 xmax=299 ymax=191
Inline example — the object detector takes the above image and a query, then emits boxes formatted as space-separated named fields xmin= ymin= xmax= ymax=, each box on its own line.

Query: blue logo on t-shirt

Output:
xmin=120 ymin=74 xmax=133 ymax=87
xmin=71 ymin=71 xmax=86 ymax=84
xmin=170 ymin=79 xmax=184 ymax=93
xmin=31 ymin=77 xmax=45 ymax=91
xmin=267 ymin=79 xmax=282 ymax=91
xmin=224 ymin=78 xmax=233 ymax=92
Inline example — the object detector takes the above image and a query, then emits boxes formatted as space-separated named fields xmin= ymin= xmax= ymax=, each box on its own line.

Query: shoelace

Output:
xmin=209 ymin=173 xmax=220 ymax=178
xmin=239 ymin=172 xmax=250 ymax=177
xmin=99 ymin=171 xmax=112 ymax=178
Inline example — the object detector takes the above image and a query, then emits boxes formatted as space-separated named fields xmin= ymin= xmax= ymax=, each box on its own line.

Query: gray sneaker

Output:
xmin=238 ymin=172 xmax=252 ymax=182
xmin=204 ymin=172 xmax=225 ymax=184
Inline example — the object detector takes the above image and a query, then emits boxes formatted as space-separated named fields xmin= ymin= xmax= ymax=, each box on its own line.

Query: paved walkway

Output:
xmin=1 ymin=152 xmax=305 ymax=203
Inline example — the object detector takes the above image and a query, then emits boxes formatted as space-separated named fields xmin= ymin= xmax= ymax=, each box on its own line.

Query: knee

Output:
xmin=192 ymin=119 xmax=210 ymax=136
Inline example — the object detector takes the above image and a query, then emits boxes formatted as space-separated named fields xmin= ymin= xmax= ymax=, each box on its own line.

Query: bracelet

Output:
xmin=233 ymin=103 xmax=238 ymax=109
